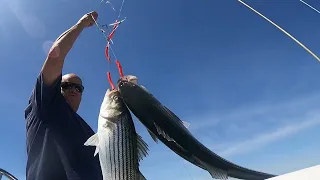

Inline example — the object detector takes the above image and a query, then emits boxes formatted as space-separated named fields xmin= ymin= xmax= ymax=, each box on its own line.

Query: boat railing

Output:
xmin=0 ymin=168 xmax=18 ymax=180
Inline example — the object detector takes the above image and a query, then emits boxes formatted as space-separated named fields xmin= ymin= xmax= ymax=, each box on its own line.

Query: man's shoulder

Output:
xmin=25 ymin=91 xmax=64 ymax=117
xmin=26 ymin=73 xmax=63 ymax=111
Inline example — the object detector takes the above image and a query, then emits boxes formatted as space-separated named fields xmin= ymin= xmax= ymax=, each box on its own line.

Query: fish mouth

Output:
xmin=118 ymin=75 xmax=138 ymax=84
xmin=106 ymin=88 xmax=120 ymax=96
xmin=117 ymin=79 xmax=136 ymax=89
xmin=117 ymin=75 xmax=138 ymax=89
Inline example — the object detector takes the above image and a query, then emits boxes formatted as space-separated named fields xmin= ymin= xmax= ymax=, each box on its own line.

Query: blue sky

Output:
xmin=1 ymin=0 xmax=320 ymax=179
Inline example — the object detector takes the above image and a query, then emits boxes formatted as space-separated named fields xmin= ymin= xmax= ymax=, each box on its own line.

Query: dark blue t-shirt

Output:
xmin=24 ymin=73 xmax=102 ymax=180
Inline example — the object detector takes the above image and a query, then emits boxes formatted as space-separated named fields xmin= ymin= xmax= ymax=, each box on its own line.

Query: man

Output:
xmin=24 ymin=11 xmax=103 ymax=180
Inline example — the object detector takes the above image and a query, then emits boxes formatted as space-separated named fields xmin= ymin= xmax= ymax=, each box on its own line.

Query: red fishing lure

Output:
xmin=107 ymin=20 xmax=119 ymax=41
xmin=107 ymin=72 xmax=115 ymax=90
xmin=105 ymin=42 xmax=111 ymax=62
xmin=115 ymin=60 xmax=124 ymax=77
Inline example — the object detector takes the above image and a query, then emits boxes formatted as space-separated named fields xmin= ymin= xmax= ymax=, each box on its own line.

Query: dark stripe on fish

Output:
xmin=100 ymin=113 xmax=145 ymax=180
xmin=112 ymin=127 xmax=118 ymax=179
xmin=116 ymin=124 xmax=120 ymax=180
xmin=123 ymin=124 xmax=127 ymax=179
xmin=109 ymin=134 xmax=113 ymax=179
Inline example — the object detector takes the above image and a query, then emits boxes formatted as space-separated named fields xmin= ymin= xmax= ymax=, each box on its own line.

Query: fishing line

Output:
xmin=104 ymin=0 xmax=116 ymax=11
xmin=117 ymin=0 xmax=125 ymax=20
xmin=91 ymin=0 xmax=126 ymax=88
xmin=103 ymin=24 xmax=119 ymax=61
xmin=238 ymin=0 xmax=320 ymax=63
xmin=91 ymin=14 xmax=112 ymax=72
xmin=300 ymin=0 xmax=320 ymax=14
xmin=107 ymin=0 xmax=126 ymax=61
xmin=181 ymin=160 xmax=194 ymax=180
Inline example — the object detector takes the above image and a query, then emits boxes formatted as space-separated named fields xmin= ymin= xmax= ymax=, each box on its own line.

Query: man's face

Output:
xmin=61 ymin=74 xmax=84 ymax=112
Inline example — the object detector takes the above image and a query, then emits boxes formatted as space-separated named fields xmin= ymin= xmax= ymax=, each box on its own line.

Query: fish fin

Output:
xmin=94 ymin=147 xmax=99 ymax=157
xmin=182 ymin=121 xmax=190 ymax=129
xmin=147 ymin=129 xmax=159 ymax=143
xmin=84 ymin=133 xmax=100 ymax=157
xmin=198 ymin=159 xmax=228 ymax=179
xmin=84 ymin=133 xmax=99 ymax=147
xmin=136 ymin=134 xmax=149 ymax=162
xmin=160 ymin=105 xmax=190 ymax=130
xmin=154 ymin=123 xmax=175 ymax=142
xmin=137 ymin=169 xmax=147 ymax=180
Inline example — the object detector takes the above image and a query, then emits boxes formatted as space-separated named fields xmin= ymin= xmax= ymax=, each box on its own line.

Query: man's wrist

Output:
xmin=74 ymin=22 xmax=86 ymax=31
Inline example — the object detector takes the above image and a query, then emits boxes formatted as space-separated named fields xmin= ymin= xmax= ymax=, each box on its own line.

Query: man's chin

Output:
xmin=65 ymin=99 xmax=80 ymax=111
xmin=65 ymin=97 xmax=77 ymax=104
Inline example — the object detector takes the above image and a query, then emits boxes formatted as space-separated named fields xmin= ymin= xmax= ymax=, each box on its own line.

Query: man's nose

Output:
xmin=67 ymin=88 xmax=77 ymax=94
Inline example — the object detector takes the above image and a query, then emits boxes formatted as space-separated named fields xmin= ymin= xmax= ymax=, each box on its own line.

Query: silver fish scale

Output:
xmin=101 ymin=114 xmax=139 ymax=180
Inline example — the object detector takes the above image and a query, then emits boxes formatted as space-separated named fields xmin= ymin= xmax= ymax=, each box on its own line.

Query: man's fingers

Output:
xmin=89 ymin=12 xmax=98 ymax=27
xmin=89 ymin=11 xmax=98 ymax=21
xmin=77 ymin=11 xmax=99 ymax=28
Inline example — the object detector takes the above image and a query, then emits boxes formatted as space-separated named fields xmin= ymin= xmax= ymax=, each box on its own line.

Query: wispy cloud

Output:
xmin=218 ymin=115 xmax=320 ymax=157
xmin=184 ymin=92 xmax=320 ymax=157
xmin=189 ymin=92 xmax=320 ymax=132
xmin=3 ymin=0 xmax=46 ymax=38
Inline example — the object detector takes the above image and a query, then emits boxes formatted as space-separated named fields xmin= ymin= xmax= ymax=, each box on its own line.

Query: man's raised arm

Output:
xmin=41 ymin=11 xmax=98 ymax=86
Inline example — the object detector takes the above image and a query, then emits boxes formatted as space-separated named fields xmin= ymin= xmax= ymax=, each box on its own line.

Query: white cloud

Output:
xmin=188 ymin=92 xmax=320 ymax=133
xmin=3 ymin=0 xmax=46 ymax=38
xmin=218 ymin=114 xmax=320 ymax=157
xmin=171 ymin=91 xmax=320 ymax=168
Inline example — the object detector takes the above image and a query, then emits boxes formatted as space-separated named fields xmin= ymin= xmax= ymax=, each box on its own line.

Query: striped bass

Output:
xmin=84 ymin=88 xmax=148 ymax=180
xmin=117 ymin=75 xmax=276 ymax=180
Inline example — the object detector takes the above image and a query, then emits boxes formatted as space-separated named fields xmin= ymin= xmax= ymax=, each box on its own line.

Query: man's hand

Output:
xmin=77 ymin=11 xmax=99 ymax=28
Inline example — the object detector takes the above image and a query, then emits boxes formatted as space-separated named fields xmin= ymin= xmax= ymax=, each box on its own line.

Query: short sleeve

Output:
xmin=27 ymin=72 xmax=62 ymax=112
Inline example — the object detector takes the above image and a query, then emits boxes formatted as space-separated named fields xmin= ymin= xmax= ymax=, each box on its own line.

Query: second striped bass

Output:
xmin=84 ymin=88 xmax=148 ymax=180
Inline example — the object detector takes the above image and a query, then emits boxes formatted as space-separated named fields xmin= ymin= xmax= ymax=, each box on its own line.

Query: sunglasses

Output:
xmin=61 ymin=82 xmax=84 ymax=93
